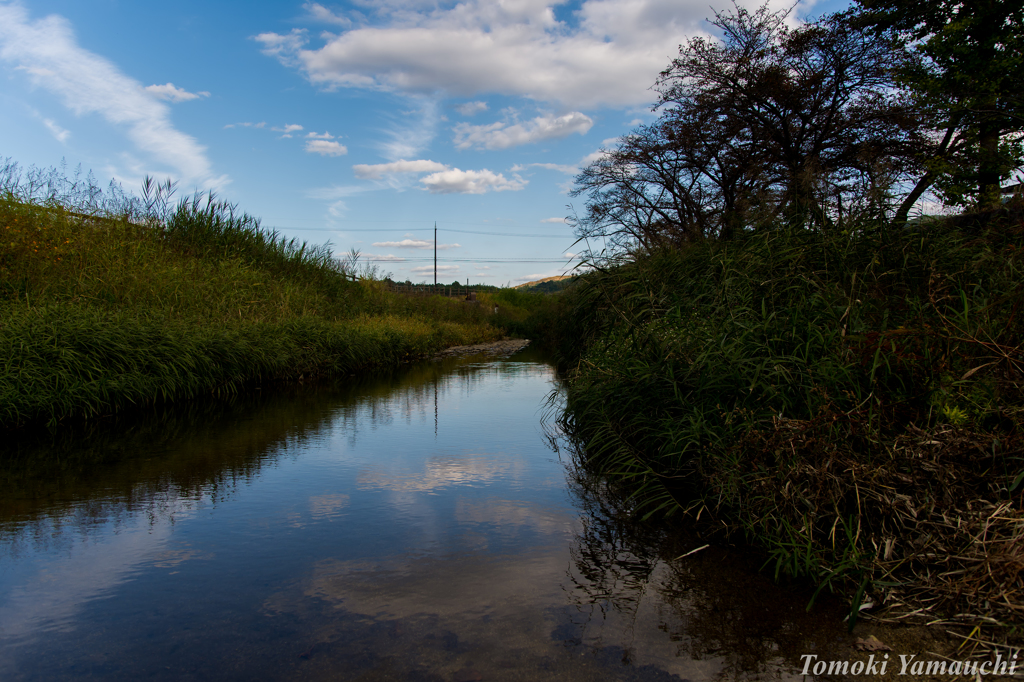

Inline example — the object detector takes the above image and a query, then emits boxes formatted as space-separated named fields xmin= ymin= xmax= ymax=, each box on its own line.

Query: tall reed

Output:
xmin=555 ymin=213 xmax=1024 ymax=627
xmin=0 ymin=160 xmax=507 ymax=428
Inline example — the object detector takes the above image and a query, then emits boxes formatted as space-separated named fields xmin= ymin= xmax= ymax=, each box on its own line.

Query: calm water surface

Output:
xmin=1 ymin=347 xmax=846 ymax=680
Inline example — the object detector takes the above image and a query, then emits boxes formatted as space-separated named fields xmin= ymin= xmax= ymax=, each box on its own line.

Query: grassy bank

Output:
xmin=0 ymin=164 xmax=508 ymax=429
xmin=554 ymin=213 xmax=1024 ymax=635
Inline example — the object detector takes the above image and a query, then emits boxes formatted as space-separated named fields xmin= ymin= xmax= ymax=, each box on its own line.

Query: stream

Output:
xmin=0 ymin=345 xmax=849 ymax=681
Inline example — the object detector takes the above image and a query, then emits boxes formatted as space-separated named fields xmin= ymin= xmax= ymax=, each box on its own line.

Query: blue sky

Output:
xmin=0 ymin=0 xmax=850 ymax=285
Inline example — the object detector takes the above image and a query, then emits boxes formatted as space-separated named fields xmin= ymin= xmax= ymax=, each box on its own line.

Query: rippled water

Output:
xmin=0 ymin=347 xmax=847 ymax=681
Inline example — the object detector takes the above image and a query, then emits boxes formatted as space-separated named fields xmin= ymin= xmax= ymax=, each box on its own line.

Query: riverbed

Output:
xmin=1 ymin=346 xmax=852 ymax=681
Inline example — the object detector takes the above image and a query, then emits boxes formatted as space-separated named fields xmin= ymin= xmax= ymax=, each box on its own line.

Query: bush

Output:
xmin=556 ymin=215 xmax=1024 ymax=628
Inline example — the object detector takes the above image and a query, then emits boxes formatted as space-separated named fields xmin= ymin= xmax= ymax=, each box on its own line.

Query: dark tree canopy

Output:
xmin=571 ymin=5 xmax=921 ymax=250
xmin=855 ymin=0 xmax=1024 ymax=208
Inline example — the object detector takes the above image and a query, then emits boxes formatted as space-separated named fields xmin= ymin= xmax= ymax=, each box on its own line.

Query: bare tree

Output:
xmin=572 ymin=5 xmax=921 ymax=249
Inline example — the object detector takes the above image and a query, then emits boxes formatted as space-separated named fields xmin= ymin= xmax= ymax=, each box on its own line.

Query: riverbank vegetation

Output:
xmin=557 ymin=1 xmax=1024 ymax=643
xmin=0 ymin=161 xmax=515 ymax=429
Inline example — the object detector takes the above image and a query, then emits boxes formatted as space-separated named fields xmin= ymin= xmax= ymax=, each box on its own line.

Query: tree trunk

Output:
xmin=893 ymin=172 xmax=936 ymax=227
xmin=977 ymin=120 xmax=1003 ymax=210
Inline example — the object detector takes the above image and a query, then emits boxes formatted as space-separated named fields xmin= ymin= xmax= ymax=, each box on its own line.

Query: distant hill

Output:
xmin=514 ymin=275 xmax=575 ymax=293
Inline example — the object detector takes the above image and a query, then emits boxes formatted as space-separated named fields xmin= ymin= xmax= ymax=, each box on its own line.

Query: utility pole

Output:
xmin=433 ymin=222 xmax=437 ymax=286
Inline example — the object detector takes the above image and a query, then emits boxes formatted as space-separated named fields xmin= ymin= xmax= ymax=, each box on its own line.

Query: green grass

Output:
xmin=0 ymin=161 xmax=510 ymax=428
xmin=554 ymin=212 xmax=1024 ymax=628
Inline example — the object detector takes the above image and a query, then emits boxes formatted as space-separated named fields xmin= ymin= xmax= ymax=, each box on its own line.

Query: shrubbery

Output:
xmin=555 ymin=214 xmax=1024 ymax=630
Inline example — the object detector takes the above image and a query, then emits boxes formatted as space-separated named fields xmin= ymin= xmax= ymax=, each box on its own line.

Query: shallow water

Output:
xmin=0 ymin=347 xmax=848 ymax=681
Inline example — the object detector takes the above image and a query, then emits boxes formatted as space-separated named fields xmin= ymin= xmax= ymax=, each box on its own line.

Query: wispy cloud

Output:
xmin=377 ymin=99 xmax=440 ymax=160
xmin=327 ymin=199 xmax=348 ymax=217
xmin=255 ymin=28 xmax=307 ymax=65
xmin=41 ymin=117 xmax=70 ymax=143
xmin=513 ymin=145 xmax=616 ymax=182
xmin=454 ymin=111 xmax=593 ymax=150
xmin=371 ymin=238 xmax=460 ymax=250
xmin=303 ymin=2 xmax=351 ymax=27
xmin=0 ymin=2 xmax=226 ymax=188
xmin=455 ymin=101 xmax=488 ymax=116
xmin=540 ymin=217 xmax=567 ymax=223
xmin=363 ymin=253 xmax=406 ymax=262
xmin=514 ymin=162 xmax=579 ymax=175
xmin=144 ymin=83 xmax=210 ymax=103
xmin=305 ymin=184 xmax=367 ymax=200
xmin=411 ymin=264 xmax=459 ymax=275
xmin=226 ymin=122 xmax=346 ymax=154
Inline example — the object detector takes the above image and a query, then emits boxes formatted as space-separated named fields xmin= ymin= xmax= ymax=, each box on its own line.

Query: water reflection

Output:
xmin=558 ymin=445 xmax=852 ymax=680
xmin=1 ymin=347 xmax=850 ymax=681
xmin=1 ymin=355 xmax=541 ymax=549
xmin=356 ymin=455 xmax=517 ymax=493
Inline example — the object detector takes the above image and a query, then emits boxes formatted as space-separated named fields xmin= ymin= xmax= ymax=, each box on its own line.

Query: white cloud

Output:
xmin=411 ymin=264 xmax=459 ymax=275
xmin=453 ymin=111 xmax=593 ymax=150
xmin=371 ymin=239 xmax=460 ymax=250
xmin=419 ymin=168 xmax=526 ymax=194
xmin=225 ymin=121 xmax=266 ymax=129
xmin=578 ymin=150 xmax=608 ymax=166
xmin=42 ymin=117 xmax=70 ymax=142
xmin=144 ymin=83 xmax=210 ymax=103
xmin=305 ymin=139 xmax=348 ymax=155
xmin=353 ymin=159 xmax=447 ymax=179
xmin=303 ymin=2 xmax=352 ymax=27
xmin=254 ymin=0 xmax=719 ymax=108
xmin=0 ymin=3 xmax=226 ymax=189
xmin=578 ymin=141 xmax=620 ymax=167
xmin=306 ymin=130 xmax=335 ymax=139
xmin=564 ymin=252 xmax=576 ymax=258
xmin=541 ymin=217 xmax=567 ymax=223
xmin=363 ymin=253 xmax=406 ymax=262
xmin=255 ymin=28 xmax=308 ymax=64
xmin=273 ymin=123 xmax=304 ymax=138
xmin=455 ymin=101 xmax=488 ymax=116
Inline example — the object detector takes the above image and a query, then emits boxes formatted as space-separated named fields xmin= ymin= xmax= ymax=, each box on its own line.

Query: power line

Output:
xmin=265 ymin=225 xmax=574 ymax=238
xmin=362 ymin=258 xmax=579 ymax=263
xmin=441 ymin=228 xmax=575 ymax=238
xmin=262 ymin=218 xmax=565 ymax=226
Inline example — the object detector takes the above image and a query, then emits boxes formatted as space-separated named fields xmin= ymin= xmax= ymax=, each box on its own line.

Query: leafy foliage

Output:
xmin=856 ymin=0 xmax=1024 ymax=208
